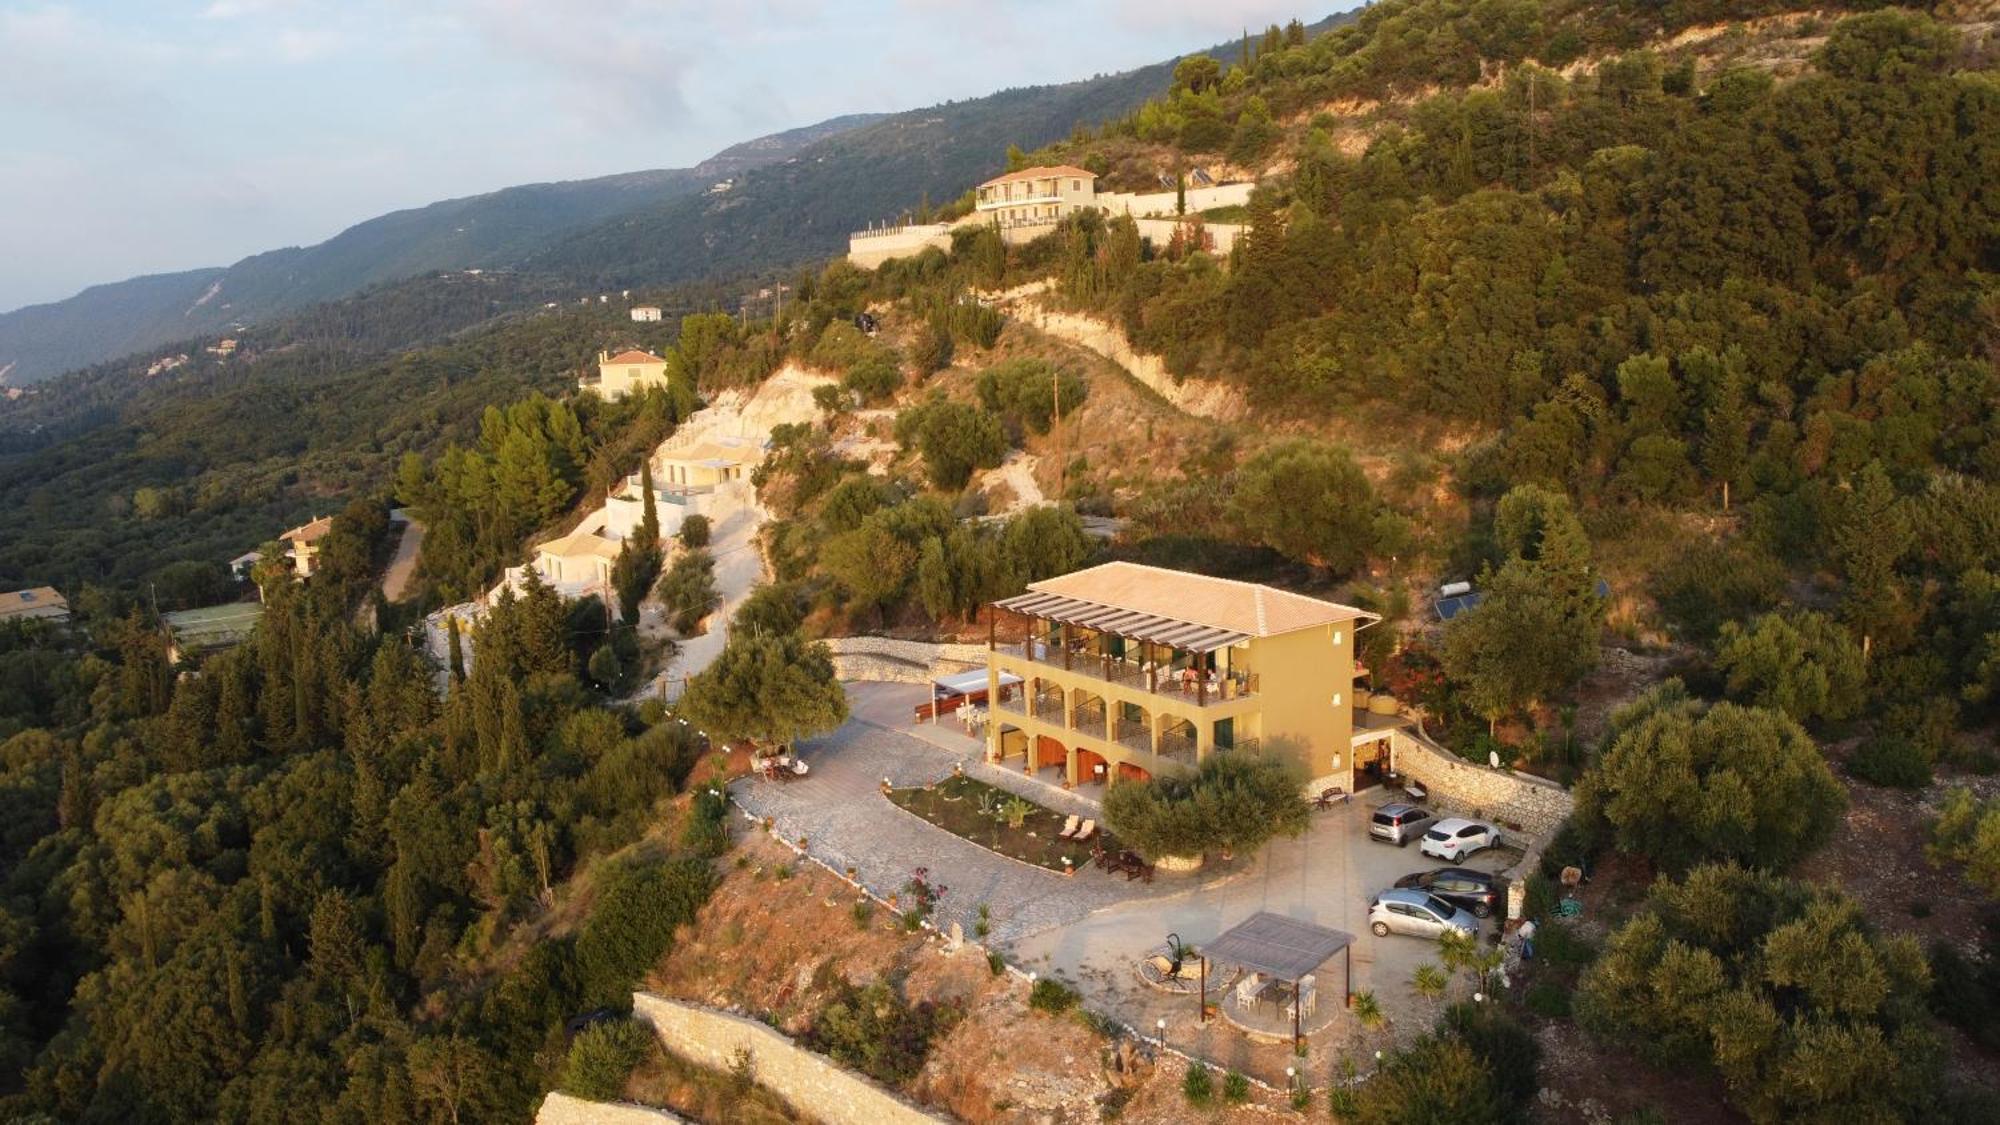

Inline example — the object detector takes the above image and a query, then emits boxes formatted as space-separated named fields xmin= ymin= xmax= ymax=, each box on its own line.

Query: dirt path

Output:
xmin=380 ymin=516 xmax=424 ymax=603
xmin=642 ymin=485 xmax=769 ymax=702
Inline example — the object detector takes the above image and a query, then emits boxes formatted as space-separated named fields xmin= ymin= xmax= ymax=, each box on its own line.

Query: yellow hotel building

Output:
xmin=985 ymin=562 xmax=1382 ymax=793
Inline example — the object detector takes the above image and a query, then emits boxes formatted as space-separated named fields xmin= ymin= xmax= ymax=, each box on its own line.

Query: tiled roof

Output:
xmin=604 ymin=349 xmax=665 ymax=366
xmin=534 ymin=525 xmax=624 ymax=561
xmin=282 ymin=516 xmax=334 ymax=543
xmin=0 ymin=586 xmax=67 ymax=620
xmin=1021 ymin=562 xmax=1373 ymax=638
xmin=980 ymin=165 xmax=1097 ymax=188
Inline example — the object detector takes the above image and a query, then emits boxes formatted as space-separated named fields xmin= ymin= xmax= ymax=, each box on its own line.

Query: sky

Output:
xmin=0 ymin=0 xmax=1323 ymax=313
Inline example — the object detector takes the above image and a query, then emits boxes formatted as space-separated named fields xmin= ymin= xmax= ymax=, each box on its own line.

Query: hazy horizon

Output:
xmin=0 ymin=0 xmax=1318 ymax=314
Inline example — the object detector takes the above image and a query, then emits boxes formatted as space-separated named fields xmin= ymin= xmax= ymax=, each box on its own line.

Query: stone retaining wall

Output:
xmin=1388 ymin=729 xmax=1573 ymax=838
xmin=631 ymin=994 xmax=950 ymax=1125
xmin=824 ymin=636 xmax=987 ymax=684
xmin=535 ymin=1092 xmax=682 ymax=1124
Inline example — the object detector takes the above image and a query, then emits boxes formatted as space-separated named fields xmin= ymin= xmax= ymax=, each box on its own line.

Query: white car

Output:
xmin=1419 ymin=817 xmax=1501 ymax=862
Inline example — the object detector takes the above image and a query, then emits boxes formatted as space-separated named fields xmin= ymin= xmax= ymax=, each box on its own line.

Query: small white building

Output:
xmin=630 ymin=306 xmax=662 ymax=322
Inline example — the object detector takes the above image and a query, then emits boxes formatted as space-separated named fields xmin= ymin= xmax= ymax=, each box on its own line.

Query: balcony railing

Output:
xmin=1073 ymin=704 xmax=1107 ymax=739
xmin=1116 ymin=725 xmax=1153 ymax=755
xmin=995 ymin=692 xmax=1026 ymax=716
xmin=1215 ymin=735 xmax=1260 ymax=755
xmin=999 ymin=639 xmax=1260 ymax=708
xmin=1032 ymin=696 xmax=1065 ymax=723
xmin=1158 ymin=730 xmax=1196 ymax=763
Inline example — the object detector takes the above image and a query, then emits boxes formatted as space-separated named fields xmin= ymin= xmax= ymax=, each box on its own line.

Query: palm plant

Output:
xmin=1411 ymin=963 xmax=1448 ymax=1010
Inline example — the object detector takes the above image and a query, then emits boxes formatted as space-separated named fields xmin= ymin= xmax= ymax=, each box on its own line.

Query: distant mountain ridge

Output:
xmin=0 ymin=17 xmax=1352 ymax=387
xmin=0 ymin=114 xmax=881 ymax=386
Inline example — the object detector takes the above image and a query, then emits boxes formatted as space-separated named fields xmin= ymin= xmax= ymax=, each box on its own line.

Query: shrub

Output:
xmin=1526 ymin=981 xmax=1572 ymax=1018
xmin=560 ymin=1018 xmax=654 ymax=1100
xmin=1353 ymin=1036 xmax=1505 ymax=1124
xmin=1849 ymin=734 xmax=1932 ymax=789
xmin=1222 ymin=1069 xmax=1250 ymax=1103
xmin=1929 ymin=938 xmax=2000 ymax=1049
xmin=802 ymin=978 xmax=960 ymax=1086
xmin=1028 ymin=977 xmax=1080 ymax=1015
xmin=1182 ymin=1061 xmax=1214 ymax=1106
xmin=894 ymin=397 xmax=1007 ymax=490
xmin=1576 ymin=864 xmax=1933 ymax=1122
xmin=1441 ymin=1002 xmax=1540 ymax=1116
xmin=842 ymin=353 xmax=903 ymax=404
xmin=678 ymin=514 xmax=711 ymax=549
xmin=680 ymin=787 xmax=730 ymax=859
xmin=975 ymin=358 xmax=1086 ymax=435
xmin=656 ymin=549 xmax=720 ymax=634
xmin=575 ymin=856 xmax=719 ymax=1006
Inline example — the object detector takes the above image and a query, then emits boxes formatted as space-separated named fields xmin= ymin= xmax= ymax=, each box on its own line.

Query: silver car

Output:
xmin=1368 ymin=888 xmax=1479 ymax=940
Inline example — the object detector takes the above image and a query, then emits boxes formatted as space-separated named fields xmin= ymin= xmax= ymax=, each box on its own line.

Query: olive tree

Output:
xmin=675 ymin=629 xmax=847 ymax=753
xmin=1713 ymin=610 xmax=1866 ymax=725
xmin=1101 ymin=754 xmax=1309 ymax=860
xmin=1575 ymin=681 xmax=1844 ymax=873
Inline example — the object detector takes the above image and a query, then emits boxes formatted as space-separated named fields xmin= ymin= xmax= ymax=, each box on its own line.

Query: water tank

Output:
xmin=1367 ymin=694 xmax=1400 ymax=716
xmin=1438 ymin=581 xmax=1472 ymax=598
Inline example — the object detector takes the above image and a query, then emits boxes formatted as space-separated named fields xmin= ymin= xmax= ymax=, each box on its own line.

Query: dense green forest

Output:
xmin=0 ymin=281 xmax=748 ymax=596
xmin=995 ymin=8 xmax=2000 ymax=769
xmin=1 ymin=3 xmax=1997 ymax=1121
xmin=0 ymin=524 xmax=726 ymax=1121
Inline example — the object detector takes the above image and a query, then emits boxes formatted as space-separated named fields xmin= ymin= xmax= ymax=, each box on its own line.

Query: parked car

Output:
xmin=1419 ymin=818 xmax=1502 ymax=862
xmin=1368 ymin=888 xmax=1479 ymax=940
xmin=1393 ymin=867 xmax=1505 ymax=918
xmin=1368 ymin=802 xmax=1438 ymax=847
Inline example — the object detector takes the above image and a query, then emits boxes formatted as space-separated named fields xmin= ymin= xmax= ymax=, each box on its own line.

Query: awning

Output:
xmin=1201 ymin=912 xmax=1355 ymax=982
xmin=993 ymin=592 xmax=1248 ymax=653
xmin=934 ymin=669 xmax=1020 ymax=695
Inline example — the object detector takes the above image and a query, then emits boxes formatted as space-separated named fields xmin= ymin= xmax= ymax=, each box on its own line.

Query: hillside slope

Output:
xmin=0 ymin=114 xmax=879 ymax=386
xmin=530 ymin=16 xmax=1351 ymax=289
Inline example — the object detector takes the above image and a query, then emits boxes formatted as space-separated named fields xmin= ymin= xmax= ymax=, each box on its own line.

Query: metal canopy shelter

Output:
xmin=993 ymin=591 xmax=1248 ymax=653
xmin=1199 ymin=912 xmax=1356 ymax=1048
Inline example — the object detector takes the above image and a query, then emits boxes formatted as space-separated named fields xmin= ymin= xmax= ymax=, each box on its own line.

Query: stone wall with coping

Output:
xmin=1387 ymin=728 xmax=1573 ymax=839
xmin=631 ymin=994 xmax=951 ymax=1125
xmin=534 ymin=1092 xmax=682 ymax=1124
xmin=823 ymin=636 xmax=987 ymax=684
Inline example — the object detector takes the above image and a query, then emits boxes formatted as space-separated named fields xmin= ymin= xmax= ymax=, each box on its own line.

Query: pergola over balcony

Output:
xmin=992 ymin=590 xmax=1258 ymax=706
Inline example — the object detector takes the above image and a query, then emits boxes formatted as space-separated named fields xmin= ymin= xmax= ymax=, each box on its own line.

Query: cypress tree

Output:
xmin=447 ymin=616 xmax=465 ymax=683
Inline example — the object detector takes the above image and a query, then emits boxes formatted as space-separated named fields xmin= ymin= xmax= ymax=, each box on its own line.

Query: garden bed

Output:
xmin=886 ymin=775 xmax=1119 ymax=875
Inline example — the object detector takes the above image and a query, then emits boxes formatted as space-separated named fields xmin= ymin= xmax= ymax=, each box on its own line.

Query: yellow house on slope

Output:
xmin=975 ymin=165 xmax=1098 ymax=241
xmin=986 ymin=562 xmax=1379 ymax=793
xmin=583 ymin=349 xmax=669 ymax=401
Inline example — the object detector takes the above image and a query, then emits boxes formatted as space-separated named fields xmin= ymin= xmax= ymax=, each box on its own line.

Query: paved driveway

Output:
xmin=728 ymin=683 xmax=1174 ymax=944
xmin=1009 ymin=795 xmax=1520 ymax=1054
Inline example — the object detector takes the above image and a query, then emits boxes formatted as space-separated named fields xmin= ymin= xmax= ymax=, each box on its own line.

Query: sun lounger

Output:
xmin=1057 ymin=815 xmax=1080 ymax=839
xmin=1074 ymin=819 xmax=1097 ymax=842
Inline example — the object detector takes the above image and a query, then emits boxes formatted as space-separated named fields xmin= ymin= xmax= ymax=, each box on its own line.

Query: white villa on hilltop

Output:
xmin=580 ymin=349 xmax=669 ymax=401
xmin=849 ymin=164 xmax=1255 ymax=268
